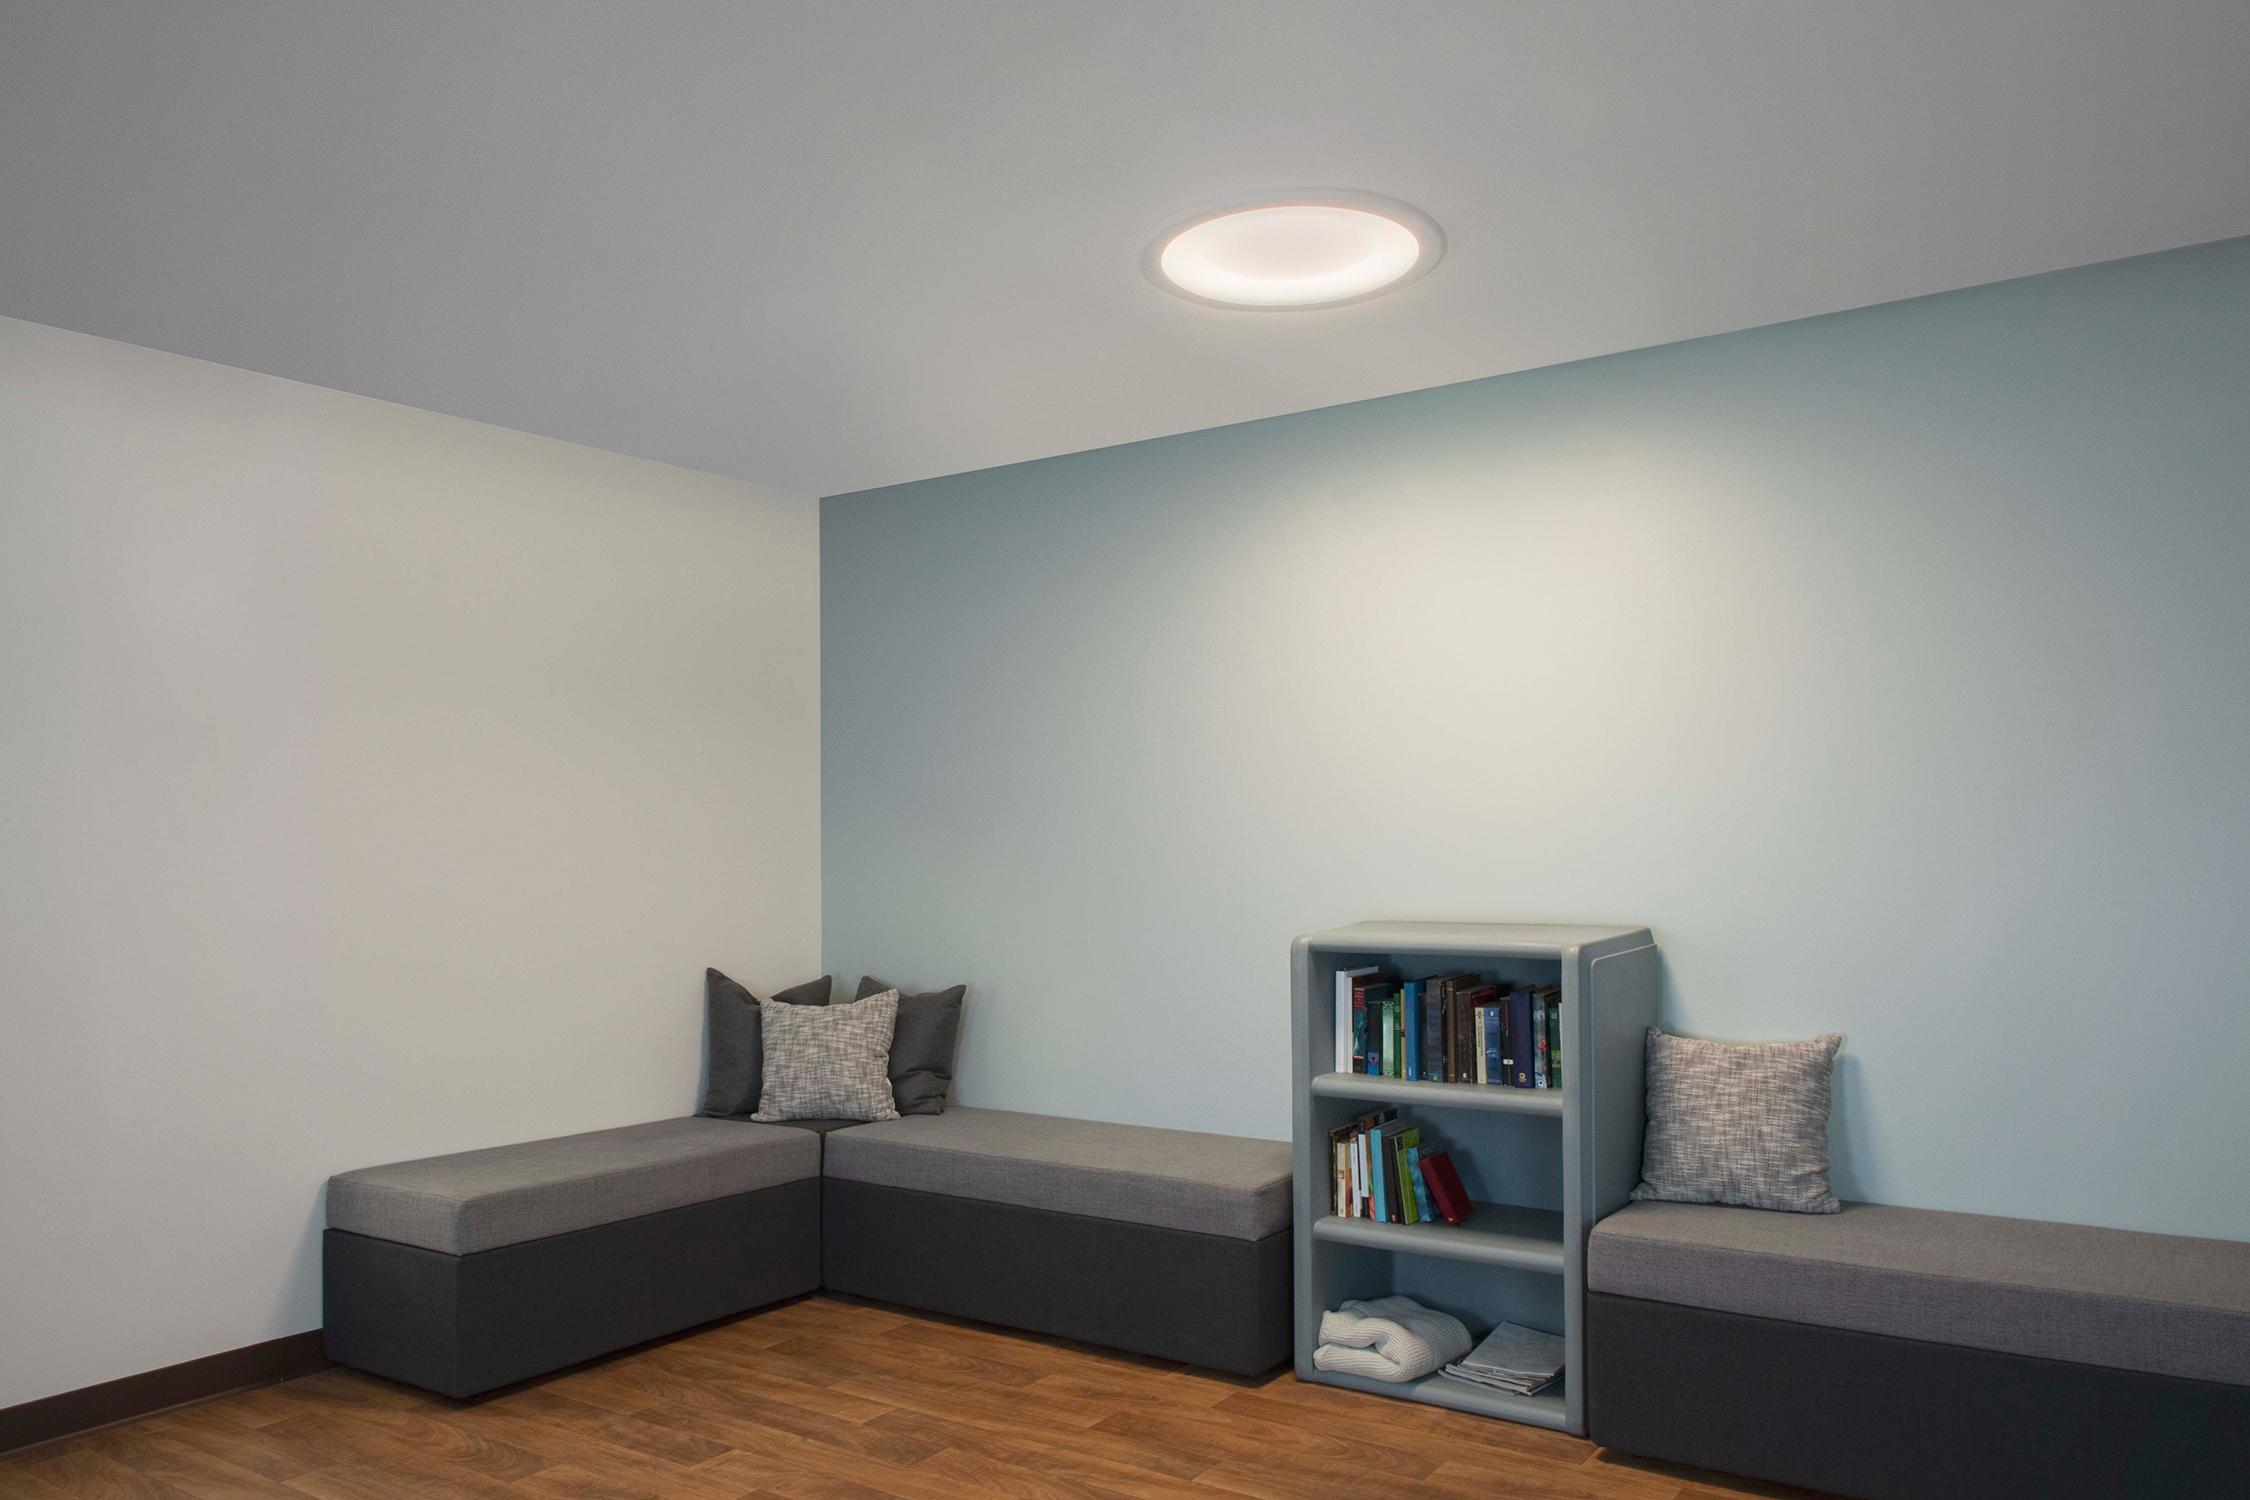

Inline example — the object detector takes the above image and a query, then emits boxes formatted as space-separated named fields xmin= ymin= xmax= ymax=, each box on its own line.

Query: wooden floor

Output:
xmin=2 ymin=1294 xmax=1834 ymax=1500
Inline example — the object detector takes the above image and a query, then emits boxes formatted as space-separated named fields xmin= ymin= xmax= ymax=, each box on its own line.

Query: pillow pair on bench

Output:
xmin=700 ymin=969 xmax=964 ymax=1122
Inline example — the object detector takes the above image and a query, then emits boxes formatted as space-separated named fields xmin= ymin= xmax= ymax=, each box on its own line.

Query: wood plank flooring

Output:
xmin=1 ymin=1294 xmax=1835 ymax=1500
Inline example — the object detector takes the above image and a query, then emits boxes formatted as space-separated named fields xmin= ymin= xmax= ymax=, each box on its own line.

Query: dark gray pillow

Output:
xmin=699 ymin=969 xmax=831 ymax=1118
xmin=855 ymin=974 xmax=965 ymax=1116
xmin=1632 ymin=1028 xmax=1844 ymax=1213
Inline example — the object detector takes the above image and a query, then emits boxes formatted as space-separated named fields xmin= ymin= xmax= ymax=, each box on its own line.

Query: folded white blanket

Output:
xmin=1312 ymin=1295 xmax=1472 ymax=1383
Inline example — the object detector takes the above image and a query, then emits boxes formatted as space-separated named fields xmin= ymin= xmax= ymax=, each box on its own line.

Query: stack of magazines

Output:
xmin=1442 ymin=1321 xmax=1565 ymax=1396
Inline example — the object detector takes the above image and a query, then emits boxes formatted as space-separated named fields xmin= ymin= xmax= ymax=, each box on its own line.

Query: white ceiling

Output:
xmin=4 ymin=3 xmax=2246 ymax=498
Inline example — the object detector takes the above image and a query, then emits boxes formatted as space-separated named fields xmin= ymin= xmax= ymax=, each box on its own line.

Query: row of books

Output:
xmin=1329 ymin=1107 xmax=1472 ymax=1225
xmin=1334 ymin=967 xmax=1563 ymax=1090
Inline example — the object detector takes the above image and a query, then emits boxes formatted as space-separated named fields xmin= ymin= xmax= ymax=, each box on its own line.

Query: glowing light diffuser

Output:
xmin=1144 ymin=191 xmax=1443 ymax=310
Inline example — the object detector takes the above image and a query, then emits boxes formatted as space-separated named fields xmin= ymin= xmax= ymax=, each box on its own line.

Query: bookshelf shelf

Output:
xmin=1292 ymin=921 xmax=1659 ymax=1438
xmin=1310 ymin=1071 xmax=1567 ymax=1117
xmin=1313 ymin=1202 xmax=1565 ymax=1273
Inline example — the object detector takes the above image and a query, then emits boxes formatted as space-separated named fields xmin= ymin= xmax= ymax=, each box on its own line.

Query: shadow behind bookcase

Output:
xmin=1289 ymin=921 xmax=1658 ymax=1436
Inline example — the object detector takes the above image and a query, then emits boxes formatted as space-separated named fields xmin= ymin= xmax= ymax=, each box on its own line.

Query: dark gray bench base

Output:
xmin=323 ymin=1178 xmax=819 ymax=1397
xmin=822 ymin=1178 xmax=1291 ymax=1376
xmin=1588 ymin=1291 xmax=2250 ymax=1500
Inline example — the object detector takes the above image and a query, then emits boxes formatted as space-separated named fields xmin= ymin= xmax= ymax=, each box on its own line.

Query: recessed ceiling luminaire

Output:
xmin=1143 ymin=189 xmax=1444 ymax=311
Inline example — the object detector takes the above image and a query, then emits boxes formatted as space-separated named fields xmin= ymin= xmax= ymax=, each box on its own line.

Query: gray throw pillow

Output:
xmin=856 ymin=975 xmax=965 ymax=1116
xmin=698 ymin=969 xmax=831 ymax=1118
xmin=1632 ymin=1028 xmax=1844 ymax=1214
xmin=752 ymin=991 xmax=902 ymax=1123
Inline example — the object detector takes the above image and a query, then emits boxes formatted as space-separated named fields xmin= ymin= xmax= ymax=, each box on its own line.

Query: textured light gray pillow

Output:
xmin=1632 ymin=1028 xmax=1844 ymax=1214
xmin=752 ymin=991 xmax=902 ymax=1123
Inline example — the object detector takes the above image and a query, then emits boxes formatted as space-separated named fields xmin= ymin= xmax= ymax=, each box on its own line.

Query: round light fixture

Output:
xmin=1143 ymin=189 xmax=1444 ymax=310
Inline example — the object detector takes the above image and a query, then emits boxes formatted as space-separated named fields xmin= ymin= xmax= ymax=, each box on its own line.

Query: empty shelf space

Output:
xmin=1312 ymin=1071 xmax=1565 ymax=1115
xmin=1312 ymin=1201 xmax=1565 ymax=1273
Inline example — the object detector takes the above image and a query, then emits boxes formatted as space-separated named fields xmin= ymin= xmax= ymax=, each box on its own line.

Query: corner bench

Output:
xmin=325 ymin=1107 xmax=1292 ymax=1396
xmin=1586 ymin=1199 xmax=2250 ymax=1500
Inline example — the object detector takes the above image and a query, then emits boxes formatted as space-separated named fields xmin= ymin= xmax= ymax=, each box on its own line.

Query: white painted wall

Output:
xmin=824 ymin=237 xmax=2250 ymax=1242
xmin=0 ymin=317 xmax=821 ymax=1408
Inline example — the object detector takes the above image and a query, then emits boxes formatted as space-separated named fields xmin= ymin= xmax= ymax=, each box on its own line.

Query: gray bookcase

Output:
xmin=1289 ymin=921 xmax=1658 ymax=1436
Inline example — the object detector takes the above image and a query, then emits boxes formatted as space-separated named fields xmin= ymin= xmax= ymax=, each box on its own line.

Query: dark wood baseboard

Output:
xmin=0 ymin=1329 xmax=332 ymax=1456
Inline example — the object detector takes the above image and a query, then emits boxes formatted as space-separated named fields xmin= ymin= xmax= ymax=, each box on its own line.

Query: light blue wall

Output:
xmin=823 ymin=236 xmax=2250 ymax=1240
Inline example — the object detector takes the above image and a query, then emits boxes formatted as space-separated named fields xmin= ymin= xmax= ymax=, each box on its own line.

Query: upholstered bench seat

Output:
xmin=821 ymin=1107 xmax=1294 ymax=1374
xmin=1586 ymin=1199 xmax=2250 ymax=1500
xmin=324 ymin=1118 xmax=820 ymax=1397
xmin=328 ymin=1117 xmax=820 ymax=1255
xmin=1590 ymin=1198 xmax=2250 ymax=1386
xmin=823 ymin=1106 xmax=1293 ymax=1240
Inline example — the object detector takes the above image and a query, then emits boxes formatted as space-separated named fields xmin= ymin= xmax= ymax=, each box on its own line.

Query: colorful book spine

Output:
xmin=1508 ymin=987 xmax=1536 ymax=1088
xmin=1351 ymin=983 xmax=1369 ymax=1074
xmin=1359 ymin=1124 xmax=1377 ymax=1223
xmin=1483 ymin=1003 xmax=1503 ymax=1085
xmin=1387 ymin=1129 xmax=1409 ymax=1223
xmin=1444 ymin=975 xmax=1472 ymax=1081
xmin=1329 ymin=1126 xmax=1351 ymax=1215
xmin=1393 ymin=1129 xmax=1421 ymax=1223
xmin=1363 ymin=1109 xmax=1398 ymax=1218
xmin=1406 ymin=1144 xmax=1437 ymax=1222
xmin=1435 ymin=980 xmax=1452 ymax=1083
xmin=1552 ymin=996 xmax=1564 ymax=1088
xmin=1355 ymin=1119 xmax=1376 ymax=1216
xmin=1359 ymin=1127 xmax=1373 ymax=1216
xmin=1454 ymin=988 xmax=1476 ymax=1084
xmin=1401 ymin=981 xmax=1421 ymax=1081
xmin=1421 ymin=988 xmax=1444 ymax=1080
xmin=1379 ymin=997 xmax=1395 ymax=1078
xmin=1473 ymin=1005 xmax=1488 ymax=1084
xmin=1496 ymin=993 xmax=1512 ymax=1087
xmin=1546 ymin=992 xmax=1562 ymax=1089
xmin=1532 ymin=996 xmax=1551 ymax=1089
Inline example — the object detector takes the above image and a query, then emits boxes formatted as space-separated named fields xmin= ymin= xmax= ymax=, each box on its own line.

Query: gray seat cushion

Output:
xmin=1589 ymin=1200 xmax=2250 ymax=1386
xmin=327 ymin=1118 xmax=819 ymax=1255
xmin=823 ymin=1106 xmax=1291 ymax=1241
